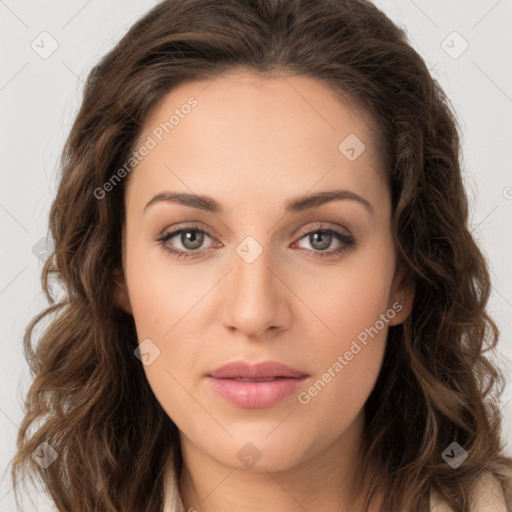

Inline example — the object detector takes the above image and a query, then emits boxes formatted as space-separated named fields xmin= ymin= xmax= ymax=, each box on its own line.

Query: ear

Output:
xmin=112 ymin=267 xmax=133 ymax=315
xmin=387 ymin=265 xmax=415 ymax=326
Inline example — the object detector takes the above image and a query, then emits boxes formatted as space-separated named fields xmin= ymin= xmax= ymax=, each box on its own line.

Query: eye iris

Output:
xmin=182 ymin=230 xmax=204 ymax=250
xmin=310 ymin=231 xmax=332 ymax=251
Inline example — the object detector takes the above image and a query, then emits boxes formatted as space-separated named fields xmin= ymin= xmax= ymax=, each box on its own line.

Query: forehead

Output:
xmin=139 ymin=69 xmax=378 ymax=155
xmin=126 ymin=70 xmax=387 ymax=214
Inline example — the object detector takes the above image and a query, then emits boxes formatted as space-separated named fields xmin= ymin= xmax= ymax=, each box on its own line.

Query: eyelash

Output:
xmin=155 ymin=223 xmax=356 ymax=260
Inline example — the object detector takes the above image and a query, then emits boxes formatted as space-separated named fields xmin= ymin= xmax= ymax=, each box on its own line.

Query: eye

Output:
xmin=293 ymin=227 xmax=356 ymax=259
xmin=156 ymin=225 xmax=217 ymax=259
xmin=155 ymin=223 xmax=356 ymax=260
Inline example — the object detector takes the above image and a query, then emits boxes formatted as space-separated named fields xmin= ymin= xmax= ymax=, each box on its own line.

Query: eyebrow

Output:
xmin=143 ymin=189 xmax=373 ymax=215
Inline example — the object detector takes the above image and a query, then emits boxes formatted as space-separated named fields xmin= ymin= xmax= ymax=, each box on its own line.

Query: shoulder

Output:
xmin=430 ymin=472 xmax=507 ymax=512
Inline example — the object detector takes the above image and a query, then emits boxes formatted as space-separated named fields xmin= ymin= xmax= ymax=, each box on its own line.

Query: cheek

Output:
xmin=124 ymin=240 xmax=208 ymax=394
xmin=301 ymin=276 xmax=389 ymax=400
xmin=125 ymin=253 xmax=206 ymax=433
xmin=292 ymin=240 xmax=394 ymax=407
xmin=295 ymin=247 xmax=395 ymax=348
xmin=124 ymin=238 xmax=195 ymax=337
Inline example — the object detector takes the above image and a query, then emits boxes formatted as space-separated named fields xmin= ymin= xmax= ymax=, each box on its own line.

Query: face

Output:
xmin=119 ymin=69 xmax=413 ymax=472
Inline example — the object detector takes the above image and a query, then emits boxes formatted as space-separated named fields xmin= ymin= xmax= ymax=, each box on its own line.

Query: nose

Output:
xmin=221 ymin=243 xmax=291 ymax=341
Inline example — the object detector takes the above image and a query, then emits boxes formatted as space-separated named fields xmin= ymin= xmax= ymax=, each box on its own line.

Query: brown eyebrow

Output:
xmin=143 ymin=189 xmax=373 ymax=215
xmin=144 ymin=192 xmax=221 ymax=213
xmin=285 ymin=189 xmax=373 ymax=214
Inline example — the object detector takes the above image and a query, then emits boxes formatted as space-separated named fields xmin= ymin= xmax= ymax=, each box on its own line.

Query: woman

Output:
xmin=11 ymin=0 xmax=512 ymax=510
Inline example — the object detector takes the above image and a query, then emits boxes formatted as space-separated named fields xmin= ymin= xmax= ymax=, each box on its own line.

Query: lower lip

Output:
xmin=207 ymin=376 xmax=306 ymax=408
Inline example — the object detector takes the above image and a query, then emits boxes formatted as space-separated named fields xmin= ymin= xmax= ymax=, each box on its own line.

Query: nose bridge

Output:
xmin=222 ymin=234 xmax=288 ymax=338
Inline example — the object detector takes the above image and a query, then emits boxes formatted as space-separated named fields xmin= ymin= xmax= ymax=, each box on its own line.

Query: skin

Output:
xmin=117 ymin=69 xmax=414 ymax=512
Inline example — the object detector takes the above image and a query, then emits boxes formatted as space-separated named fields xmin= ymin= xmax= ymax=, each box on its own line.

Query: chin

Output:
xmin=199 ymin=426 xmax=318 ymax=473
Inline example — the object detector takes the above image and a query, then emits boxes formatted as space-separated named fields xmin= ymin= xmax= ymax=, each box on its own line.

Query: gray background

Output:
xmin=1 ymin=0 xmax=511 ymax=510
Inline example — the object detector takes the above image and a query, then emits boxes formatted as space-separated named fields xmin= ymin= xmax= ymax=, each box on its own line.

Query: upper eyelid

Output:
xmin=161 ymin=221 xmax=352 ymax=236
xmin=162 ymin=221 xmax=220 ymax=239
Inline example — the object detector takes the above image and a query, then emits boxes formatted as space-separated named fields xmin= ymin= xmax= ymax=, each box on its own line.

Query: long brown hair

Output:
xmin=11 ymin=0 xmax=512 ymax=510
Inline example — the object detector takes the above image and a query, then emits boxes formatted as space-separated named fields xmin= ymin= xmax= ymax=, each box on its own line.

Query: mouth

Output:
xmin=208 ymin=360 xmax=307 ymax=379
xmin=229 ymin=377 xmax=288 ymax=382
xmin=206 ymin=360 xmax=309 ymax=408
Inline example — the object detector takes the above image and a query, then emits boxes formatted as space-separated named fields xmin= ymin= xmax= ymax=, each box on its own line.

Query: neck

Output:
xmin=177 ymin=410 xmax=381 ymax=512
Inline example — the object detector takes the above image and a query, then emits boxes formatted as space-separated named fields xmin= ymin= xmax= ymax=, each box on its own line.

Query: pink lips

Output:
xmin=207 ymin=361 xmax=308 ymax=408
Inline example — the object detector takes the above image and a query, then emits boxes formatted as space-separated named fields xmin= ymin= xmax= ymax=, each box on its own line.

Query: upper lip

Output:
xmin=208 ymin=360 xmax=308 ymax=379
